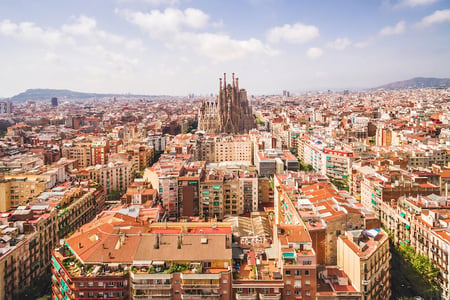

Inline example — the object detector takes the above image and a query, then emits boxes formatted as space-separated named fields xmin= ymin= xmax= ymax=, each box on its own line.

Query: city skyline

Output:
xmin=0 ymin=0 xmax=449 ymax=97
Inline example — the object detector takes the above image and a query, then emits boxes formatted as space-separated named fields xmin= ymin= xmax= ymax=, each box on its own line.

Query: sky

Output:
xmin=0 ymin=0 xmax=449 ymax=97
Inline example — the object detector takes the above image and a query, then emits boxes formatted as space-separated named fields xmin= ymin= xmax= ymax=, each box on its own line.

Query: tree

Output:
xmin=108 ymin=189 xmax=121 ymax=200
xmin=299 ymin=161 xmax=314 ymax=172
xmin=398 ymin=245 xmax=440 ymax=291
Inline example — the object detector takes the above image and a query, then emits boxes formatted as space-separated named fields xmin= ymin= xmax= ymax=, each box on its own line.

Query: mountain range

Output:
xmin=5 ymin=88 xmax=155 ymax=102
xmin=375 ymin=77 xmax=450 ymax=90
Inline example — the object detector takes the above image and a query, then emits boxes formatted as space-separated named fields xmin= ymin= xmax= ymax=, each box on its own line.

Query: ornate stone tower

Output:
xmin=198 ymin=73 xmax=255 ymax=134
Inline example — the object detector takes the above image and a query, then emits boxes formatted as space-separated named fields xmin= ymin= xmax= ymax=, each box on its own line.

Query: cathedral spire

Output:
xmin=198 ymin=73 xmax=255 ymax=134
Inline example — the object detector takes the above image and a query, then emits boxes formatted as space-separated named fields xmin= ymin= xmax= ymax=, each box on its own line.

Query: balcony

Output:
xmin=181 ymin=294 xmax=221 ymax=299
xmin=259 ymin=294 xmax=281 ymax=300
xmin=181 ymin=283 xmax=220 ymax=289
xmin=132 ymin=283 xmax=172 ymax=290
xmin=236 ymin=294 xmax=258 ymax=300
xmin=133 ymin=294 xmax=172 ymax=300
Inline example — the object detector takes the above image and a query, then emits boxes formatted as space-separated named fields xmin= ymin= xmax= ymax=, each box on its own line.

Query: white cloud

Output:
xmin=267 ymin=22 xmax=319 ymax=44
xmin=306 ymin=47 xmax=323 ymax=59
xmin=0 ymin=19 xmax=64 ymax=46
xmin=118 ymin=8 xmax=277 ymax=62
xmin=118 ymin=8 xmax=209 ymax=37
xmin=379 ymin=21 xmax=406 ymax=36
xmin=140 ymin=0 xmax=179 ymax=5
xmin=0 ymin=16 xmax=142 ymax=75
xmin=354 ymin=40 xmax=371 ymax=48
xmin=326 ymin=37 xmax=351 ymax=50
xmin=398 ymin=0 xmax=438 ymax=7
xmin=117 ymin=0 xmax=179 ymax=5
xmin=191 ymin=33 xmax=277 ymax=62
xmin=417 ymin=9 xmax=450 ymax=27
xmin=62 ymin=15 xmax=141 ymax=47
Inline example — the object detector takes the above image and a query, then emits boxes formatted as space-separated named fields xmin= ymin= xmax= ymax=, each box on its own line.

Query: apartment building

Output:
xmin=121 ymin=180 xmax=157 ymax=206
xmin=120 ymin=144 xmax=154 ymax=171
xmin=337 ymin=229 xmax=391 ymax=300
xmin=61 ymin=142 xmax=92 ymax=169
xmin=200 ymin=164 xmax=259 ymax=220
xmin=0 ymin=182 xmax=105 ymax=300
xmin=192 ymin=135 xmax=253 ymax=164
xmin=277 ymin=224 xmax=317 ymax=300
xmin=144 ymin=154 xmax=186 ymax=219
xmin=302 ymin=137 xmax=353 ymax=182
xmin=215 ymin=136 xmax=253 ymax=163
xmin=379 ymin=194 xmax=450 ymax=299
xmin=361 ymin=170 xmax=440 ymax=217
xmin=51 ymin=214 xmax=233 ymax=300
xmin=82 ymin=160 xmax=134 ymax=195
xmin=0 ymin=175 xmax=47 ymax=211
xmin=254 ymin=149 xmax=299 ymax=177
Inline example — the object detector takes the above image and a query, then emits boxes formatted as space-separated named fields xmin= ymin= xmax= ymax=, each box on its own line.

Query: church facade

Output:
xmin=198 ymin=73 xmax=256 ymax=134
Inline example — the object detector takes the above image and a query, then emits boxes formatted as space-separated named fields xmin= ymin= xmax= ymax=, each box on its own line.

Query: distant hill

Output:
xmin=375 ymin=77 xmax=450 ymax=90
xmin=6 ymin=88 xmax=155 ymax=102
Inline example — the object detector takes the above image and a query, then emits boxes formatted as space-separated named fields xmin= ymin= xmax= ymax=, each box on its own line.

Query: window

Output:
xmin=174 ymin=280 xmax=179 ymax=284
xmin=88 ymin=282 xmax=94 ymax=287
xmin=88 ymin=292 xmax=94 ymax=298
xmin=305 ymin=280 xmax=311 ymax=286
xmin=286 ymin=291 xmax=291 ymax=296
xmin=98 ymin=282 xmax=103 ymax=287
xmin=108 ymin=292 xmax=114 ymax=298
xmin=305 ymin=290 xmax=311 ymax=296
xmin=107 ymin=282 xmax=115 ymax=287
xmin=294 ymin=270 xmax=301 ymax=276
xmin=285 ymin=280 xmax=291 ymax=285
xmin=305 ymin=270 xmax=310 ymax=276
xmin=285 ymin=270 xmax=291 ymax=275
xmin=295 ymin=290 xmax=302 ymax=296
xmin=223 ymin=279 xmax=228 ymax=283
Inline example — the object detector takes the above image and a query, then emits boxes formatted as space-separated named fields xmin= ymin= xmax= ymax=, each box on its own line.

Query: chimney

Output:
xmin=232 ymin=73 xmax=235 ymax=88
xmin=154 ymin=233 xmax=160 ymax=249
xmin=219 ymin=78 xmax=222 ymax=92
xmin=223 ymin=73 xmax=226 ymax=87
xmin=177 ymin=234 xmax=182 ymax=249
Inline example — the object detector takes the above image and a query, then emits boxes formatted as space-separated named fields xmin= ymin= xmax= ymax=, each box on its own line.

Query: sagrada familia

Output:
xmin=198 ymin=73 xmax=256 ymax=134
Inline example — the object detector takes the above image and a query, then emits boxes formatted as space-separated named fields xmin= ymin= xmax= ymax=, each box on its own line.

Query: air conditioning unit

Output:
xmin=362 ymin=280 xmax=369 ymax=285
xmin=201 ymin=237 xmax=208 ymax=244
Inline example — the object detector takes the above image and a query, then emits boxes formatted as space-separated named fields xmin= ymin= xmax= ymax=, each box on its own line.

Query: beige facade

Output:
xmin=62 ymin=142 xmax=92 ymax=169
xmin=0 ymin=177 xmax=47 ymax=212
xmin=86 ymin=161 xmax=134 ymax=194
xmin=215 ymin=139 xmax=253 ymax=163
xmin=337 ymin=229 xmax=391 ymax=300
